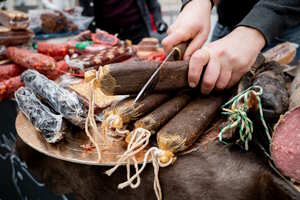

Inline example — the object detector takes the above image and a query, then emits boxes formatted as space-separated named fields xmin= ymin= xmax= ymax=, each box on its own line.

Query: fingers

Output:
xmin=215 ymin=68 xmax=232 ymax=90
xmin=201 ymin=56 xmax=221 ymax=94
xmin=183 ymin=31 xmax=208 ymax=60
xmin=226 ymin=72 xmax=242 ymax=89
xmin=162 ymin=30 xmax=188 ymax=54
xmin=188 ymin=48 xmax=210 ymax=88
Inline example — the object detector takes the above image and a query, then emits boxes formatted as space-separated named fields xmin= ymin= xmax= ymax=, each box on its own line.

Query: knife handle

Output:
xmin=173 ymin=42 xmax=189 ymax=60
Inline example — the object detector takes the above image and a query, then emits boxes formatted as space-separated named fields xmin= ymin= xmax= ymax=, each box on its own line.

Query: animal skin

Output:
xmin=16 ymin=138 xmax=299 ymax=200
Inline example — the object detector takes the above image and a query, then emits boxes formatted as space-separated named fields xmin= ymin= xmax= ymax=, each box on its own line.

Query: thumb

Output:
xmin=162 ymin=31 xmax=188 ymax=54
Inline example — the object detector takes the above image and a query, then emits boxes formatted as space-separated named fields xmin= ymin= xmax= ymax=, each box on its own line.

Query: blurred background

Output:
xmin=1 ymin=0 xmax=217 ymax=40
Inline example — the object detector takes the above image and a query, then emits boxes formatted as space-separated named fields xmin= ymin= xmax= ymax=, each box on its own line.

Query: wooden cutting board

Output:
xmin=15 ymin=112 xmax=149 ymax=166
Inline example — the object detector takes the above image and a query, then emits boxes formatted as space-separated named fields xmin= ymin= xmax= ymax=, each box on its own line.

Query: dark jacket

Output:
xmin=79 ymin=0 xmax=164 ymax=35
xmin=182 ymin=0 xmax=300 ymax=44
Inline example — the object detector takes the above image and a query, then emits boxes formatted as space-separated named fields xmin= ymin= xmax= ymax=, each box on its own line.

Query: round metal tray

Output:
xmin=15 ymin=112 xmax=149 ymax=166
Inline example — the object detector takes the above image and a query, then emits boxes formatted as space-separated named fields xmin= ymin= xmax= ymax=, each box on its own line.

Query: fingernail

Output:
xmin=189 ymin=82 xmax=196 ymax=88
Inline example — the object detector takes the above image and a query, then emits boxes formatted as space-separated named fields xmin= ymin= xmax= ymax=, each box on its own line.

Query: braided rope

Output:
xmin=218 ymin=86 xmax=271 ymax=150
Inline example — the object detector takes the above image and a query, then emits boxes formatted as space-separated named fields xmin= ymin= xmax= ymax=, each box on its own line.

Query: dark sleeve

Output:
xmin=146 ymin=0 xmax=164 ymax=26
xmin=238 ymin=0 xmax=300 ymax=44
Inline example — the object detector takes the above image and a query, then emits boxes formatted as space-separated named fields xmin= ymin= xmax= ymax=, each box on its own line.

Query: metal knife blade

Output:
xmin=134 ymin=42 xmax=188 ymax=103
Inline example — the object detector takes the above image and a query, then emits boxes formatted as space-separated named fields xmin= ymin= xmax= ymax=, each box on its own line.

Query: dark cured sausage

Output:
xmin=157 ymin=95 xmax=224 ymax=155
xmin=134 ymin=92 xmax=192 ymax=134
xmin=21 ymin=70 xmax=87 ymax=127
xmin=15 ymin=87 xmax=66 ymax=143
xmin=103 ymin=93 xmax=170 ymax=130
xmin=99 ymin=61 xmax=189 ymax=95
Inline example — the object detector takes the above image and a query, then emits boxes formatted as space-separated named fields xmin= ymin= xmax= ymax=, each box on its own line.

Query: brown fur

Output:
xmin=16 ymin=138 xmax=299 ymax=200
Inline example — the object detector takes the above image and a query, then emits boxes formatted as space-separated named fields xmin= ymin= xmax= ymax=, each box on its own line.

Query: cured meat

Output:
xmin=102 ymin=93 xmax=170 ymax=130
xmin=6 ymin=47 xmax=56 ymax=71
xmin=37 ymin=42 xmax=69 ymax=61
xmin=253 ymin=61 xmax=289 ymax=122
xmin=271 ymin=63 xmax=300 ymax=183
xmin=0 ymin=75 xmax=23 ymax=100
xmin=134 ymin=92 xmax=192 ymax=134
xmin=157 ymin=95 xmax=224 ymax=156
xmin=21 ymin=70 xmax=87 ymax=127
xmin=271 ymin=108 xmax=300 ymax=183
xmin=99 ymin=61 xmax=189 ymax=95
xmin=15 ymin=87 xmax=66 ymax=143
xmin=91 ymin=30 xmax=120 ymax=46
xmin=0 ymin=63 xmax=23 ymax=82
xmin=263 ymin=42 xmax=297 ymax=65
xmin=66 ymin=45 xmax=135 ymax=70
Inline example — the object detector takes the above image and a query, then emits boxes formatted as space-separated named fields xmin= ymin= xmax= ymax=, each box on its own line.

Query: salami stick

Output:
xmin=134 ymin=92 xmax=192 ymax=134
xmin=98 ymin=60 xmax=189 ymax=95
xmin=0 ymin=75 xmax=23 ymax=100
xmin=67 ymin=45 xmax=135 ymax=70
xmin=15 ymin=87 xmax=66 ymax=143
xmin=106 ymin=95 xmax=225 ymax=199
xmin=106 ymin=92 xmax=192 ymax=176
xmin=102 ymin=93 xmax=170 ymax=139
xmin=157 ymin=95 xmax=224 ymax=156
xmin=37 ymin=42 xmax=69 ymax=61
xmin=6 ymin=47 xmax=56 ymax=71
xmin=0 ymin=63 xmax=23 ymax=82
xmin=21 ymin=70 xmax=87 ymax=127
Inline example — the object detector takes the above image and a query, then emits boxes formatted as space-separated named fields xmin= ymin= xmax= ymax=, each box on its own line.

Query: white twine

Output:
xmin=84 ymin=67 xmax=103 ymax=162
xmin=105 ymin=127 xmax=173 ymax=200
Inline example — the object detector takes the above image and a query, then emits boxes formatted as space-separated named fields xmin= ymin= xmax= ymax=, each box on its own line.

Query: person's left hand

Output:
xmin=188 ymin=26 xmax=266 ymax=94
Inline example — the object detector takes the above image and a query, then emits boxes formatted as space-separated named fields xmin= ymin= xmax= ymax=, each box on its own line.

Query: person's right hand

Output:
xmin=162 ymin=0 xmax=212 ymax=60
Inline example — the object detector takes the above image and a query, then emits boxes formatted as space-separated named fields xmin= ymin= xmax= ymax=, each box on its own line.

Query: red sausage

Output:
xmin=0 ymin=75 xmax=23 ymax=100
xmin=0 ymin=64 xmax=23 ymax=82
xmin=6 ymin=47 xmax=56 ymax=71
xmin=37 ymin=42 xmax=69 ymax=61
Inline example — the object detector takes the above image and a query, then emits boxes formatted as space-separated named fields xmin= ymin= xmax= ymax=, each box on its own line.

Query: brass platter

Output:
xmin=15 ymin=112 xmax=149 ymax=166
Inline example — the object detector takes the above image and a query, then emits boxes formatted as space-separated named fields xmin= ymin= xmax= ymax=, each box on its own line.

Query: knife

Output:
xmin=134 ymin=42 xmax=189 ymax=103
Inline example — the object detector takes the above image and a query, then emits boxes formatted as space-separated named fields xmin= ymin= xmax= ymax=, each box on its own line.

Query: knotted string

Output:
xmin=105 ymin=128 xmax=173 ymax=199
xmin=105 ymin=128 xmax=152 ymax=176
xmin=117 ymin=147 xmax=173 ymax=200
xmin=218 ymin=86 xmax=271 ymax=150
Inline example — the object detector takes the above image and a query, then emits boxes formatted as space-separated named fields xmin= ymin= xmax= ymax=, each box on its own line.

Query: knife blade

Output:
xmin=134 ymin=42 xmax=189 ymax=103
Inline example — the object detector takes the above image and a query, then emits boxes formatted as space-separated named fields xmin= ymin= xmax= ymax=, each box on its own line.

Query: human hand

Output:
xmin=188 ymin=26 xmax=266 ymax=94
xmin=162 ymin=0 xmax=212 ymax=60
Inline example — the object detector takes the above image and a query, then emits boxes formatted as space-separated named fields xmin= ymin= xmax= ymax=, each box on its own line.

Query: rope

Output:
xmin=105 ymin=128 xmax=152 ymax=176
xmin=118 ymin=147 xmax=173 ymax=200
xmin=218 ymin=86 xmax=271 ymax=150
xmin=84 ymin=67 xmax=103 ymax=162
xmin=104 ymin=127 xmax=174 ymax=200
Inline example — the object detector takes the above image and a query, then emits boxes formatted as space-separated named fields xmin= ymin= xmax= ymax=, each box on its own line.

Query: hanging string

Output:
xmin=218 ymin=86 xmax=271 ymax=150
xmin=84 ymin=67 xmax=103 ymax=162
xmin=105 ymin=128 xmax=152 ymax=176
